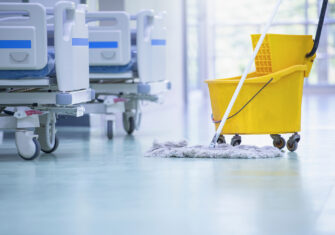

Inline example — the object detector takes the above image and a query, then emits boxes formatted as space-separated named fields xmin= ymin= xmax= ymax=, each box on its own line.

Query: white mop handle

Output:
xmin=210 ymin=0 xmax=283 ymax=146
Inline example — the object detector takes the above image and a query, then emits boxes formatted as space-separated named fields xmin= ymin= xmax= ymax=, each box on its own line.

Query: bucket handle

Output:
xmin=306 ymin=0 xmax=328 ymax=58
xmin=211 ymin=77 xmax=273 ymax=123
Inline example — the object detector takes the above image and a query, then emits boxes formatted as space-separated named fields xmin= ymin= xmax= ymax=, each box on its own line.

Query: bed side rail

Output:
xmin=54 ymin=1 xmax=89 ymax=92
xmin=136 ymin=10 xmax=167 ymax=82
xmin=86 ymin=12 xmax=131 ymax=66
xmin=0 ymin=3 xmax=47 ymax=70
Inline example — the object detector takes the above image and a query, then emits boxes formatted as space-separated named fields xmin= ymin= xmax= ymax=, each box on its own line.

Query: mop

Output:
xmin=146 ymin=0 xmax=284 ymax=159
xmin=145 ymin=140 xmax=283 ymax=159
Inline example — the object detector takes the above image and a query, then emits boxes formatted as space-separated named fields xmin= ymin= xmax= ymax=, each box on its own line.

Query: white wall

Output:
xmin=125 ymin=0 xmax=184 ymax=110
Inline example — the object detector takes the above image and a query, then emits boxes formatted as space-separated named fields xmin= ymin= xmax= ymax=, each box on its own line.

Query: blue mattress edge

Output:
xmin=0 ymin=51 xmax=56 ymax=80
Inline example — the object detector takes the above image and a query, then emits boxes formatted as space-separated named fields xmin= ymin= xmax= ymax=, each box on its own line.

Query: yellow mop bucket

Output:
xmin=205 ymin=34 xmax=315 ymax=135
xmin=206 ymin=0 xmax=327 ymax=152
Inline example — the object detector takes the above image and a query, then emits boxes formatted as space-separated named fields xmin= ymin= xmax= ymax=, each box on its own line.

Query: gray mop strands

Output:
xmin=145 ymin=141 xmax=283 ymax=159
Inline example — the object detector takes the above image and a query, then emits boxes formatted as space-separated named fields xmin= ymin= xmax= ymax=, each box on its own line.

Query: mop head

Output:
xmin=145 ymin=140 xmax=283 ymax=159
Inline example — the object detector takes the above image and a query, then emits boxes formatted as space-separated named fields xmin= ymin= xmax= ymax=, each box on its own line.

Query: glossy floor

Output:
xmin=0 ymin=94 xmax=335 ymax=235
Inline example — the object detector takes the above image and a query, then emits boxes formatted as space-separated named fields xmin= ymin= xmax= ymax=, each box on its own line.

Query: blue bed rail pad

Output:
xmin=151 ymin=39 xmax=166 ymax=46
xmin=0 ymin=48 xmax=55 ymax=79
xmin=89 ymin=41 xmax=118 ymax=49
xmin=0 ymin=40 xmax=31 ymax=49
xmin=72 ymin=38 xmax=89 ymax=46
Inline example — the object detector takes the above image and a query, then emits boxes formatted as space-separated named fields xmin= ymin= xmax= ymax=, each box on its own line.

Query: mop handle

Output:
xmin=209 ymin=0 xmax=283 ymax=147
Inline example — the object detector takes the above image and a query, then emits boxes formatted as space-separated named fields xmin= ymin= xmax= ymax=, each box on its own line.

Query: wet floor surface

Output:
xmin=0 ymin=94 xmax=334 ymax=235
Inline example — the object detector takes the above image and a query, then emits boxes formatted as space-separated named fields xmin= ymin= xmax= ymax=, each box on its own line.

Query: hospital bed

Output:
xmin=0 ymin=2 xmax=94 ymax=160
xmin=83 ymin=10 xmax=171 ymax=139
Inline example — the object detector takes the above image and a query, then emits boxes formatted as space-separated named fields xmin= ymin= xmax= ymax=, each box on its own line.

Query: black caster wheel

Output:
xmin=41 ymin=135 xmax=59 ymax=154
xmin=19 ymin=138 xmax=41 ymax=160
xmin=217 ymin=135 xmax=226 ymax=144
xmin=36 ymin=112 xmax=58 ymax=154
xmin=271 ymin=135 xmax=286 ymax=150
xmin=231 ymin=134 xmax=241 ymax=146
xmin=123 ymin=115 xmax=135 ymax=135
xmin=107 ymin=120 xmax=114 ymax=140
xmin=287 ymin=141 xmax=298 ymax=152
xmin=286 ymin=133 xmax=300 ymax=152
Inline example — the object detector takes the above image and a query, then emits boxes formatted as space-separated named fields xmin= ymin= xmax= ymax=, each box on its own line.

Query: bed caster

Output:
xmin=41 ymin=136 xmax=59 ymax=154
xmin=287 ymin=133 xmax=300 ymax=152
xmin=231 ymin=134 xmax=241 ymax=146
xmin=270 ymin=134 xmax=286 ymax=149
xmin=107 ymin=120 xmax=114 ymax=139
xmin=123 ymin=99 xmax=141 ymax=135
xmin=122 ymin=111 xmax=140 ymax=135
xmin=217 ymin=135 xmax=226 ymax=144
xmin=36 ymin=113 xmax=58 ymax=154
xmin=15 ymin=130 xmax=41 ymax=160
xmin=123 ymin=116 xmax=135 ymax=135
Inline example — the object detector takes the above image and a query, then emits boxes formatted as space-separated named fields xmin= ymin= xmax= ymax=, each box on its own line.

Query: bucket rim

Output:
xmin=204 ymin=64 xmax=307 ymax=84
xmin=251 ymin=33 xmax=313 ymax=38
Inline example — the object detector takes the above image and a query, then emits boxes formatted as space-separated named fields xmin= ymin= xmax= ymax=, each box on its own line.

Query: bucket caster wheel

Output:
xmin=217 ymin=135 xmax=226 ymax=144
xmin=15 ymin=131 xmax=41 ymax=160
xmin=107 ymin=120 xmax=114 ymax=140
xmin=41 ymin=135 xmax=59 ymax=154
xmin=123 ymin=112 xmax=135 ymax=135
xmin=231 ymin=134 xmax=241 ymax=146
xmin=287 ymin=133 xmax=300 ymax=152
xmin=271 ymin=134 xmax=286 ymax=149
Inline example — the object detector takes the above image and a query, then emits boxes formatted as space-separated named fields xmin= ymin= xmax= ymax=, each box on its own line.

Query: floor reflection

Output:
xmin=0 ymin=93 xmax=334 ymax=234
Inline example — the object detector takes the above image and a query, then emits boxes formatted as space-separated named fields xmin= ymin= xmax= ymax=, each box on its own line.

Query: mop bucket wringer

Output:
xmin=205 ymin=34 xmax=316 ymax=151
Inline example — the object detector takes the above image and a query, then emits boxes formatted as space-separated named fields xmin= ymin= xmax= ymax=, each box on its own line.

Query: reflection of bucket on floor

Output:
xmin=0 ymin=131 xmax=3 ymax=144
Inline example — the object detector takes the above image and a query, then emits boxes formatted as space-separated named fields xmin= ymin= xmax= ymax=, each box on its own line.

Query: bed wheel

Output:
xmin=123 ymin=98 xmax=141 ymax=135
xmin=123 ymin=114 xmax=135 ymax=135
xmin=15 ymin=131 xmax=40 ymax=160
xmin=36 ymin=113 xmax=58 ymax=154
xmin=107 ymin=120 xmax=114 ymax=139
xmin=41 ymin=135 xmax=59 ymax=154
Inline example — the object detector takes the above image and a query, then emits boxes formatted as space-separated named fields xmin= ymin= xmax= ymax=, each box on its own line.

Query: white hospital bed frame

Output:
xmin=85 ymin=10 xmax=171 ymax=139
xmin=0 ymin=2 xmax=94 ymax=160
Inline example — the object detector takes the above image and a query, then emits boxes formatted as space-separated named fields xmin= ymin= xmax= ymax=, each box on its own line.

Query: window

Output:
xmin=186 ymin=0 xmax=335 ymax=93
